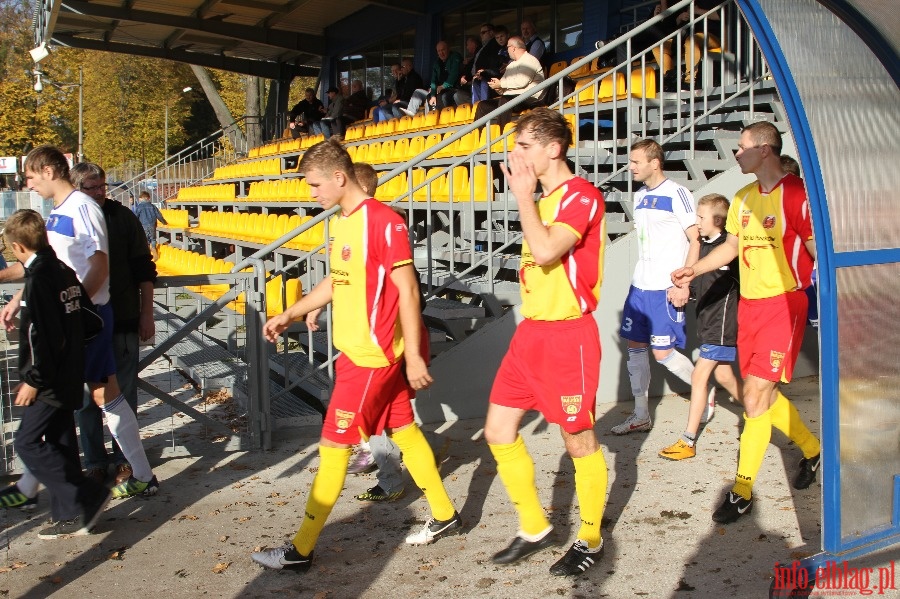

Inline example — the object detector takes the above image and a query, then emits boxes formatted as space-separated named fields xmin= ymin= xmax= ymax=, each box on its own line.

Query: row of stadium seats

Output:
xmin=191 ymin=211 xmax=326 ymax=250
xmin=565 ymin=67 xmax=656 ymax=104
xmin=248 ymin=132 xmax=327 ymax=159
xmin=210 ymin=157 xmax=282 ymax=180
xmin=345 ymin=103 xmax=476 ymax=141
xmin=348 ymin=124 xmax=516 ymax=164
xmin=176 ymin=183 xmax=236 ymax=201
xmin=156 ymin=245 xmax=303 ymax=318
xmin=159 ymin=208 xmax=190 ymax=228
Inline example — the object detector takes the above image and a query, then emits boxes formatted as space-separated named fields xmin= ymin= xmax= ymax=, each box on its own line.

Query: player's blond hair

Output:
xmin=698 ymin=193 xmax=730 ymax=227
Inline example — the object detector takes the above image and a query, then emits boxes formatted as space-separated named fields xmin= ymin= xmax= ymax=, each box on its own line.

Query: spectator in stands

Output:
xmin=653 ymin=1 xmax=721 ymax=90
xmin=494 ymin=26 xmax=512 ymax=72
xmin=671 ymin=121 xmax=821 ymax=524
xmin=469 ymin=23 xmax=502 ymax=104
xmin=390 ymin=58 xmax=426 ymax=119
xmin=454 ymin=35 xmax=482 ymax=106
xmin=520 ymin=19 xmax=546 ymax=60
xmin=343 ymin=79 xmax=371 ymax=126
xmin=402 ymin=40 xmax=462 ymax=116
xmin=427 ymin=41 xmax=463 ymax=111
xmin=374 ymin=63 xmax=402 ymax=123
xmin=0 ymin=146 xmax=159 ymax=512
xmin=134 ymin=191 xmax=167 ymax=260
xmin=252 ymin=139 xmax=460 ymax=572
xmin=472 ymin=36 xmax=545 ymax=130
xmin=313 ymin=86 xmax=346 ymax=140
xmin=288 ymin=88 xmax=325 ymax=139
xmin=71 ymin=162 xmax=157 ymax=489
xmin=484 ymin=108 xmax=609 ymax=576
xmin=3 ymin=209 xmax=111 ymax=539
xmin=611 ymin=139 xmax=699 ymax=436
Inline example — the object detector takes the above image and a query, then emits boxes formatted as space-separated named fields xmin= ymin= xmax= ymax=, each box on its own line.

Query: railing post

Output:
xmin=245 ymin=258 xmax=271 ymax=450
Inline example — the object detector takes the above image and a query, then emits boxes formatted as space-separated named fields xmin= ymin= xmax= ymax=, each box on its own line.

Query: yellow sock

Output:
xmin=573 ymin=449 xmax=608 ymax=550
xmin=488 ymin=435 xmax=550 ymax=536
xmin=732 ymin=411 xmax=772 ymax=500
xmin=769 ymin=392 xmax=821 ymax=459
xmin=390 ymin=424 xmax=455 ymax=521
xmin=293 ymin=445 xmax=351 ymax=555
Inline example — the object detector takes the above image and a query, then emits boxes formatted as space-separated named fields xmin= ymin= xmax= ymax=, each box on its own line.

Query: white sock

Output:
xmin=17 ymin=469 xmax=40 ymax=498
xmin=658 ymin=350 xmax=694 ymax=387
xmin=627 ymin=347 xmax=651 ymax=420
xmin=102 ymin=394 xmax=153 ymax=482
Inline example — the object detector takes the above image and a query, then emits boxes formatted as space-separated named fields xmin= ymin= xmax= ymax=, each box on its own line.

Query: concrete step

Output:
xmin=269 ymin=351 xmax=333 ymax=402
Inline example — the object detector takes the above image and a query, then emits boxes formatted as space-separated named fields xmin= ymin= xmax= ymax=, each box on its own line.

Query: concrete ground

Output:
xmin=1 ymin=369 xmax=897 ymax=599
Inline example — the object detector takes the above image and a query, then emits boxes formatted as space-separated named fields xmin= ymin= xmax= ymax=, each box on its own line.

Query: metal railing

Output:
xmin=226 ymin=0 xmax=775 ymax=396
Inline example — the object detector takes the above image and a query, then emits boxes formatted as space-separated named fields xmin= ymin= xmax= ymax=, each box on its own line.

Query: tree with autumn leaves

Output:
xmin=0 ymin=0 xmax=313 ymax=176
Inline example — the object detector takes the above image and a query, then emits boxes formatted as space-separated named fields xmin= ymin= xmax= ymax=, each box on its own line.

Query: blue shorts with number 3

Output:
xmin=619 ymin=286 xmax=687 ymax=350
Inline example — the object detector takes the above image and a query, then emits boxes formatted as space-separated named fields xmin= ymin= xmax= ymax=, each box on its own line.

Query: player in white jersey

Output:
xmin=0 ymin=146 xmax=158 ymax=513
xmin=612 ymin=139 xmax=701 ymax=435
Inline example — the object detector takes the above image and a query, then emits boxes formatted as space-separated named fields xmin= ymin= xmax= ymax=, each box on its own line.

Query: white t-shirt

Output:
xmin=631 ymin=178 xmax=696 ymax=291
xmin=45 ymin=189 xmax=111 ymax=305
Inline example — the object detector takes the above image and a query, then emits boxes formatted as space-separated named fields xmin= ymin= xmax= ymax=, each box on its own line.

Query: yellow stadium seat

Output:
xmin=414 ymin=167 xmax=442 ymax=201
xmin=630 ymin=66 xmax=657 ymax=99
xmin=568 ymin=56 xmax=590 ymax=79
xmin=472 ymin=164 xmax=493 ymax=202
xmin=454 ymin=130 xmax=479 ymax=156
xmin=433 ymin=132 xmax=458 ymax=158
xmin=453 ymin=103 xmax=471 ymax=124
xmin=598 ymin=72 xmax=627 ymax=102
xmin=298 ymin=178 xmax=311 ymax=201
xmin=408 ymin=136 xmax=425 ymax=160
xmin=409 ymin=113 xmax=425 ymax=131
xmin=548 ymin=60 xmax=568 ymax=77
xmin=392 ymin=138 xmax=410 ymax=163
xmin=355 ymin=143 xmax=369 ymax=164
xmin=382 ymin=119 xmax=397 ymax=136
xmin=422 ymin=110 xmax=438 ymax=130
xmin=377 ymin=139 xmax=394 ymax=165
xmin=346 ymin=145 xmax=358 ymax=161
xmin=444 ymin=166 xmax=469 ymax=202
xmin=366 ymin=141 xmax=382 ymax=165
xmin=424 ymin=133 xmax=442 ymax=155
xmin=396 ymin=115 xmax=413 ymax=133
xmin=478 ymin=124 xmax=502 ymax=154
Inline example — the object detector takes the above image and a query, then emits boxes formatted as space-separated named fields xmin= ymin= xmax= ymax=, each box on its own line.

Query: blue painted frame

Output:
xmin=737 ymin=0 xmax=900 ymax=561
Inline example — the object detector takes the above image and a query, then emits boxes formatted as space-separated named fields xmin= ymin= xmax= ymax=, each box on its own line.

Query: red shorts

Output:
xmin=489 ymin=315 xmax=600 ymax=433
xmin=738 ymin=290 xmax=808 ymax=383
xmin=321 ymin=354 xmax=415 ymax=444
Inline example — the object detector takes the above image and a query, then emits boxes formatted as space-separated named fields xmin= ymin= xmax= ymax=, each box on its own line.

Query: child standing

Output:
xmin=5 ymin=209 xmax=111 ymax=538
xmin=659 ymin=194 xmax=742 ymax=460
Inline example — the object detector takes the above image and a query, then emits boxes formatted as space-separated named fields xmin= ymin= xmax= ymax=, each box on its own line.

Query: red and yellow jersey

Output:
xmin=520 ymin=177 xmax=606 ymax=321
xmin=726 ymin=173 xmax=814 ymax=300
xmin=330 ymin=198 xmax=413 ymax=367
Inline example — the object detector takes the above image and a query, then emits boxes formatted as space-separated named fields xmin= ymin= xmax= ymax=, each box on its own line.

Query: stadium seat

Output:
xmin=548 ymin=59 xmax=568 ymax=77
xmin=630 ymin=66 xmax=657 ymax=99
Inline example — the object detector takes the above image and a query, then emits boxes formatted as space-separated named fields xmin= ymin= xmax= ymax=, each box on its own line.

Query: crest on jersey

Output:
xmin=341 ymin=245 xmax=351 ymax=261
xmin=769 ymin=350 xmax=785 ymax=371
xmin=561 ymin=394 xmax=583 ymax=415
xmin=741 ymin=211 xmax=751 ymax=228
xmin=762 ymin=215 xmax=776 ymax=229
xmin=335 ymin=409 xmax=355 ymax=430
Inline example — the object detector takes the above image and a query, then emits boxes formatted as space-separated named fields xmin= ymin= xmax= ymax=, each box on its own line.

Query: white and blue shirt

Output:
xmin=632 ymin=178 xmax=696 ymax=291
xmin=45 ymin=189 xmax=110 ymax=305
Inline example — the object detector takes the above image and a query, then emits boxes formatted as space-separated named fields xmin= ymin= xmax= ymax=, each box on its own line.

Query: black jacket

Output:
xmin=102 ymin=198 xmax=157 ymax=333
xmin=19 ymin=248 xmax=98 ymax=410
xmin=289 ymin=98 xmax=324 ymax=124
xmin=692 ymin=233 xmax=739 ymax=346
xmin=474 ymin=38 xmax=502 ymax=74
xmin=396 ymin=70 xmax=426 ymax=103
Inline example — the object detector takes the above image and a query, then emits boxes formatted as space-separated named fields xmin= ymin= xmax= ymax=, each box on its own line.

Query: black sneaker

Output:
xmin=493 ymin=529 xmax=555 ymax=565
xmin=404 ymin=511 xmax=462 ymax=545
xmin=355 ymin=485 xmax=405 ymax=502
xmin=251 ymin=544 xmax=314 ymax=572
xmin=549 ymin=539 xmax=603 ymax=576
xmin=712 ymin=491 xmax=753 ymax=523
xmin=793 ymin=454 xmax=820 ymax=490
xmin=38 ymin=517 xmax=85 ymax=539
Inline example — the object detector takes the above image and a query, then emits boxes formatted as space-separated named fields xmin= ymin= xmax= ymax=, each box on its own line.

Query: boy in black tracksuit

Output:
xmin=659 ymin=194 xmax=743 ymax=460
xmin=5 ymin=209 xmax=111 ymax=538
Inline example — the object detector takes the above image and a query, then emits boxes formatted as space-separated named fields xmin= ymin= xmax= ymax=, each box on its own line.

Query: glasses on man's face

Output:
xmin=81 ymin=183 xmax=107 ymax=192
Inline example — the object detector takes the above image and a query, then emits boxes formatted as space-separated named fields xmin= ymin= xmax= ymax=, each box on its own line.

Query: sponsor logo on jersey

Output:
xmin=341 ymin=245 xmax=351 ymax=261
xmin=769 ymin=350 xmax=785 ymax=371
xmin=651 ymin=334 xmax=672 ymax=347
xmin=762 ymin=215 xmax=776 ymax=229
xmin=561 ymin=394 xmax=583 ymax=415
xmin=580 ymin=196 xmax=590 ymax=205
xmin=335 ymin=409 xmax=355 ymax=430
